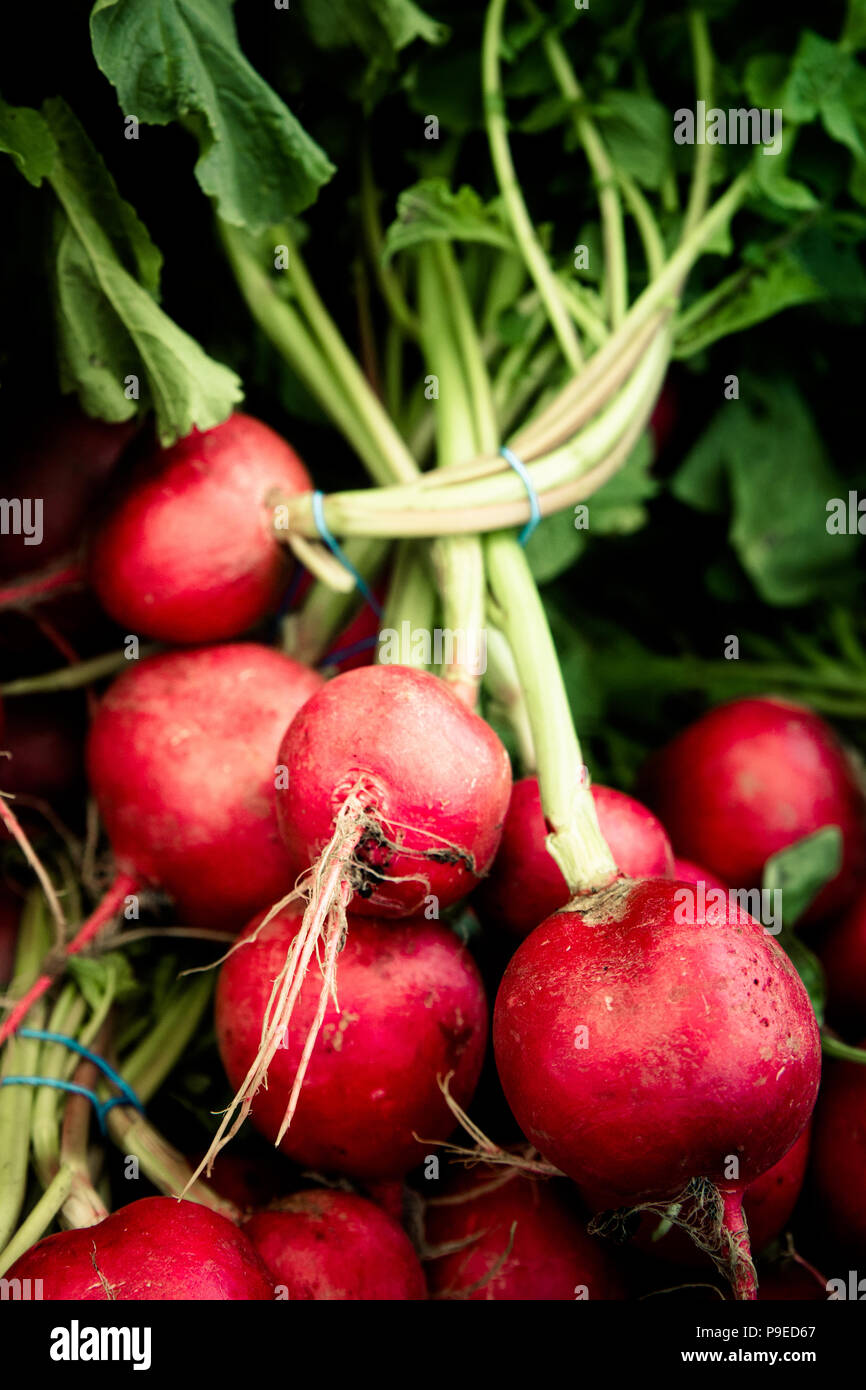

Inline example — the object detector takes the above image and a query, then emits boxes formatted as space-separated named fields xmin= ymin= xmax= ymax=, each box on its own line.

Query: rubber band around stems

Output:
xmin=0 ymin=1029 xmax=144 ymax=1135
xmin=499 ymin=447 xmax=541 ymax=546
xmin=311 ymin=491 xmax=384 ymax=618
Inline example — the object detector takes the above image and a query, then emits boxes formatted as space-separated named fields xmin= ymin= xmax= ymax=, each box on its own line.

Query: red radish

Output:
xmin=0 ymin=410 xmax=136 ymax=582
xmin=206 ymin=664 xmax=510 ymax=1164
xmin=479 ymin=778 xmax=674 ymax=937
xmin=640 ymin=697 xmax=866 ymax=920
xmin=88 ymin=413 xmax=311 ymax=643
xmin=819 ymin=889 xmax=866 ymax=1033
xmin=4 ymin=1197 xmax=273 ymax=1300
xmin=424 ymin=1167 xmax=625 ymax=1301
xmin=86 ymin=643 xmax=322 ymax=928
xmin=811 ymin=1045 xmax=866 ymax=1251
xmin=672 ymin=857 xmax=729 ymax=894
xmin=186 ymin=1150 xmax=288 ymax=1214
xmin=213 ymin=906 xmax=487 ymax=1179
xmin=245 ymin=1190 xmax=426 ymax=1300
xmin=632 ymin=1123 xmax=811 ymax=1265
xmin=493 ymin=878 xmax=822 ymax=1298
xmin=0 ymin=644 xmax=321 ymax=1048
xmin=276 ymin=665 xmax=512 ymax=919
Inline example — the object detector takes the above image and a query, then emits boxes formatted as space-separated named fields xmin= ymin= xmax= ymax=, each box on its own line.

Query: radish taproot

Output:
xmin=245 ymin=1190 xmax=426 ymax=1300
xmin=4 ymin=1197 xmax=273 ymax=1300
xmin=424 ymin=1166 xmax=625 ymax=1301
xmin=632 ymin=1123 xmax=811 ymax=1265
xmin=641 ymin=697 xmax=866 ymax=920
xmin=493 ymin=878 xmax=821 ymax=1298
xmin=479 ymin=778 xmax=673 ymax=936
xmin=0 ymin=644 xmax=322 ymax=1047
xmin=88 ymin=413 xmax=311 ymax=643
xmin=213 ymin=906 xmax=487 ymax=1179
xmin=202 ymin=664 xmax=509 ymax=1167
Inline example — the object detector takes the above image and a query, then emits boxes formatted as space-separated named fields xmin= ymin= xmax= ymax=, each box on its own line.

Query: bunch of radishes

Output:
xmin=1 ymin=403 xmax=864 ymax=1305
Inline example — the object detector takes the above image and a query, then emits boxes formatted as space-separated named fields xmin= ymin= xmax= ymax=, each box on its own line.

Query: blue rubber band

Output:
xmin=19 ymin=1029 xmax=143 ymax=1115
xmin=2 ymin=1030 xmax=146 ymax=1134
xmin=319 ymin=633 xmax=380 ymax=670
xmin=0 ymin=1077 xmax=135 ymax=1135
xmin=499 ymin=446 xmax=541 ymax=546
xmin=311 ymin=491 xmax=383 ymax=618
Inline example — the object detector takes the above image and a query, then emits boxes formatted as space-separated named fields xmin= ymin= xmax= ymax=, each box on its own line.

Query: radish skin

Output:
xmin=480 ymin=778 xmax=674 ymax=937
xmin=89 ymin=413 xmax=311 ymax=643
xmin=4 ymin=1197 xmax=273 ymax=1300
xmin=493 ymin=878 xmax=821 ymax=1297
xmin=215 ymin=906 xmax=488 ymax=1180
xmin=245 ymin=1190 xmax=427 ymax=1300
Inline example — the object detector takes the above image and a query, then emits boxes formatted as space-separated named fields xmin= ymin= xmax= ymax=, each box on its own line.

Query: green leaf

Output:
xmin=525 ymin=434 xmax=656 ymax=583
xmin=0 ymin=96 xmax=56 ymax=187
xmin=672 ymin=380 xmax=859 ymax=605
xmin=761 ymin=828 xmax=842 ymax=1021
xmin=763 ymin=827 xmax=844 ymax=929
xmin=382 ymin=180 xmax=515 ymax=262
xmin=674 ymin=246 xmax=824 ymax=358
xmin=68 ymin=951 xmax=140 ymax=1012
xmin=782 ymin=31 xmax=853 ymax=124
xmin=300 ymin=0 xmax=447 ymax=63
xmin=90 ymin=0 xmax=335 ymax=232
xmin=43 ymin=98 xmax=242 ymax=444
xmin=593 ymin=90 xmax=672 ymax=190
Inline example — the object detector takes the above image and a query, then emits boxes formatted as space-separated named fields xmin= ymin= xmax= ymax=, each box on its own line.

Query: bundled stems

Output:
xmin=486 ymin=535 xmax=617 ymax=893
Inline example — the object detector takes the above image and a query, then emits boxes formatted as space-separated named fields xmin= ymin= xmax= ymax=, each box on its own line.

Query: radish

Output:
xmin=275 ymin=664 xmax=512 ymax=918
xmin=811 ymin=1045 xmax=866 ymax=1251
xmin=88 ymin=413 xmax=311 ymax=643
xmin=493 ymin=878 xmax=822 ymax=1298
xmin=631 ymin=1123 xmax=811 ymax=1266
xmin=819 ymin=888 xmax=866 ymax=1034
xmin=85 ymin=643 xmax=322 ymax=928
xmin=0 ymin=409 xmax=135 ymax=586
xmin=245 ymin=1190 xmax=427 ymax=1300
xmin=205 ymin=663 xmax=510 ymax=1162
xmin=213 ymin=905 xmax=487 ymax=1179
xmin=479 ymin=777 xmax=674 ymax=936
xmin=4 ymin=1197 xmax=273 ymax=1300
xmin=640 ymin=697 xmax=866 ymax=920
xmin=0 ymin=695 xmax=85 ymax=817
xmin=0 ymin=644 xmax=321 ymax=1047
xmin=424 ymin=1166 xmax=625 ymax=1300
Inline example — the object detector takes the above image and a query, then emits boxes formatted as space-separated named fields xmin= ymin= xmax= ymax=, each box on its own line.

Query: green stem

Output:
xmin=31 ymin=986 xmax=86 ymax=1180
xmin=0 ymin=1166 xmax=74 ymax=1276
xmin=538 ymin=19 xmax=629 ymax=327
xmin=219 ymin=220 xmax=406 ymax=488
xmin=683 ymin=10 xmax=715 ymax=235
xmin=118 ymin=975 xmax=212 ymax=1106
xmin=0 ymin=893 xmax=50 ymax=1250
xmin=482 ymin=0 xmax=584 ymax=371
xmin=0 ymin=648 xmax=156 ymax=697
xmin=822 ymin=1034 xmax=866 ymax=1065
xmin=281 ymin=537 xmax=390 ymax=666
xmin=485 ymin=535 xmax=617 ymax=892
xmin=277 ymin=228 xmax=420 ymax=485
xmin=419 ymin=245 xmax=488 ymax=706
xmin=484 ymin=626 xmax=537 ymax=772
xmin=359 ymin=140 xmax=419 ymax=337
xmin=378 ymin=543 xmax=438 ymax=671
